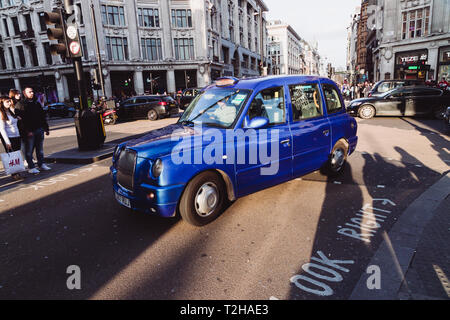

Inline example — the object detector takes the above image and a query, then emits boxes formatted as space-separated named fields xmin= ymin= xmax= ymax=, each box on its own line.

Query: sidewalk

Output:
xmin=44 ymin=117 xmax=179 ymax=164
xmin=350 ymin=172 xmax=450 ymax=300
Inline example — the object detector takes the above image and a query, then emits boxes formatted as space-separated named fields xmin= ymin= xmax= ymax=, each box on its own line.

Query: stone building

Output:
xmin=372 ymin=0 xmax=450 ymax=82
xmin=267 ymin=20 xmax=304 ymax=75
xmin=0 ymin=0 xmax=271 ymax=102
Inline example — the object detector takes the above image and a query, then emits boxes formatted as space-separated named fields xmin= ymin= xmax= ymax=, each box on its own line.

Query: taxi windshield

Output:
xmin=178 ymin=88 xmax=251 ymax=128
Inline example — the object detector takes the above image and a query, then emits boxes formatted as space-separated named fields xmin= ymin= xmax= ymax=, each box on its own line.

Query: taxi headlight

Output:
xmin=152 ymin=159 xmax=163 ymax=178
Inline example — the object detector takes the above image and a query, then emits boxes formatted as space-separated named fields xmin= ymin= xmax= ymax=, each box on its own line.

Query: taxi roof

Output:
xmin=208 ymin=75 xmax=336 ymax=92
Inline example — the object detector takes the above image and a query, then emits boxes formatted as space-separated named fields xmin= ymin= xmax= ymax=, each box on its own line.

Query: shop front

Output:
xmin=394 ymin=49 xmax=430 ymax=80
xmin=437 ymin=46 xmax=450 ymax=82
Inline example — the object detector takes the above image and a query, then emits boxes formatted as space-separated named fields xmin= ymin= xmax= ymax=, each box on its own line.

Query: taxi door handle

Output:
xmin=323 ymin=130 xmax=330 ymax=136
xmin=281 ymin=139 xmax=290 ymax=146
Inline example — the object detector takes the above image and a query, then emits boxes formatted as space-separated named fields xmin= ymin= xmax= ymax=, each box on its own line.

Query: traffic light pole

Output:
xmin=73 ymin=58 xmax=88 ymax=110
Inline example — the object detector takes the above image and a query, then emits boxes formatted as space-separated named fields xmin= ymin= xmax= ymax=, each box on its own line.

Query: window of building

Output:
xmin=106 ymin=36 xmax=129 ymax=61
xmin=11 ymin=16 xmax=20 ymax=35
xmin=8 ymin=47 xmax=15 ymax=69
xmin=171 ymin=9 xmax=192 ymax=28
xmin=81 ymin=36 xmax=88 ymax=60
xmin=138 ymin=8 xmax=160 ymax=28
xmin=402 ymin=6 xmax=430 ymax=40
xmin=29 ymin=44 xmax=38 ymax=66
xmin=141 ymin=38 xmax=162 ymax=61
xmin=174 ymin=38 xmax=194 ymax=60
xmin=3 ymin=18 xmax=9 ymax=37
xmin=76 ymin=3 xmax=84 ymax=25
xmin=43 ymin=42 xmax=53 ymax=65
xmin=24 ymin=14 xmax=32 ymax=31
xmin=38 ymin=12 xmax=47 ymax=32
xmin=17 ymin=46 xmax=26 ymax=67
xmin=0 ymin=48 xmax=6 ymax=70
xmin=101 ymin=5 xmax=126 ymax=26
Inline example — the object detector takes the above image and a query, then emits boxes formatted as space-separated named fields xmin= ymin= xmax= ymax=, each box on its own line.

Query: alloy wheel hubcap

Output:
xmin=362 ymin=107 xmax=373 ymax=118
xmin=195 ymin=182 xmax=219 ymax=217
xmin=331 ymin=148 xmax=345 ymax=170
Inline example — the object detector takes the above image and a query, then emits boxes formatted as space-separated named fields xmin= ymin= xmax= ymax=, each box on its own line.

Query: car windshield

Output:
xmin=178 ymin=88 xmax=251 ymax=128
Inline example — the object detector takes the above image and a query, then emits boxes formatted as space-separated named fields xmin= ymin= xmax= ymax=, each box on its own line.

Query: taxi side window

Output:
xmin=289 ymin=83 xmax=323 ymax=121
xmin=322 ymin=84 xmax=343 ymax=114
xmin=247 ymin=87 xmax=285 ymax=125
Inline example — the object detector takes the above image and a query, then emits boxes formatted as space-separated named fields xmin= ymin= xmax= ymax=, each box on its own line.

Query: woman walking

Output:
xmin=0 ymin=96 xmax=23 ymax=180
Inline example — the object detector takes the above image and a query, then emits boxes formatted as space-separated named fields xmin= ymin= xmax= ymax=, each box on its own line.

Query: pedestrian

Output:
xmin=0 ymin=96 xmax=23 ymax=180
xmin=9 ymin=89 xmax=21 ymax=105
xmin=14 ymin=87 xmax=51 ymax=174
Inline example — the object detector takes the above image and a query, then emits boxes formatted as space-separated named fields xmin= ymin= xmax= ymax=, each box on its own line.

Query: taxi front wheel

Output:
xmin=179 ymin=171 xmax=226 ymax=226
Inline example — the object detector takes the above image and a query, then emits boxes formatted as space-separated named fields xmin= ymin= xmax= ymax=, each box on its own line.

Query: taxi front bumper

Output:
xmin=111 ymin=167 xmax=184 ymax=218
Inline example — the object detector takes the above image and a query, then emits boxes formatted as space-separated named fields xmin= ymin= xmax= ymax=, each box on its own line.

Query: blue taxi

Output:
xmin=111 ymin=76 xmax=358 ymax=226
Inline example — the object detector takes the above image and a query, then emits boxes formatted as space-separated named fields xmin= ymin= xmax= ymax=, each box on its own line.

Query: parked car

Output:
xmin=369 ymin=79 xmax=424 ymax=97
xmin=179 ymin=88 xmax=201 ymax=110
xmin=116 ymin=95 xmax=179 ymax=121
xmin=347 ymin=86 xmax=450 ymax=119
xmin=43 ymin=103 xmax=76 ymax=118
xmin=111 ymin=76 xmax=358 ymax=226
xmin=444 ymin=106 xmax=450 ymax=131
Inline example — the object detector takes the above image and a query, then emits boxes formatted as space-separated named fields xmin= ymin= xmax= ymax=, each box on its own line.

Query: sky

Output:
xmin=264 ymin=0 xmax=362 ymax=70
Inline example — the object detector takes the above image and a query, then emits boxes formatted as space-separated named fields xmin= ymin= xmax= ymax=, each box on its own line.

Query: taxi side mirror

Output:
xmin=244 ymin=116 xmax=269 ymax=129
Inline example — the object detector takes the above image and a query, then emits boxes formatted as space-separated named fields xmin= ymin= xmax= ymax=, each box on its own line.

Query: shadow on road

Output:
xmin=0 ymin=173 xmax=179 ymax=299
xmin=287 ymin=147 xmax=441 ymax=300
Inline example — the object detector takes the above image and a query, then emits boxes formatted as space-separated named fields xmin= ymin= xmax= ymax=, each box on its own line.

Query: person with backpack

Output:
xmin=14 ymin=87 xmax=51 ymax=174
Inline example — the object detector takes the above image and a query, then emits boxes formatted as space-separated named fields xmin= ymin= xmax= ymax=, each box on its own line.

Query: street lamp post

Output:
xmin=90 ymin=1 xmax=106 ymax=98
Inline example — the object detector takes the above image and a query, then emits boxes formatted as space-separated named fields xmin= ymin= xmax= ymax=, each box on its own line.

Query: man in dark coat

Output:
xmin=15 ymin=87 xmax=51 ymax=174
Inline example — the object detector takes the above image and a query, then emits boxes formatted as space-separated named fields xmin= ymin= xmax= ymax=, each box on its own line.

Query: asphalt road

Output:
xmin=0 ymin=116 xmax=448 ymax=299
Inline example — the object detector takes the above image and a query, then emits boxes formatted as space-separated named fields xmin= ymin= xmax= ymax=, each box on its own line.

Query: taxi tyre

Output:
xmin=322 ymin=140 xmax=348 ymax=177
xmin=179 ymin=171 xmax=226 ymax=226
xmin=148 ymin=109 xmax=159 ymax=121
xmin=358 ymin=104 xmax=376 ymax=119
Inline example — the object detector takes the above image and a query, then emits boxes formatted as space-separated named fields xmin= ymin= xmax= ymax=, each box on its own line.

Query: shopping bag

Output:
xmin=1 ymin=151 xmax=26 ymax=175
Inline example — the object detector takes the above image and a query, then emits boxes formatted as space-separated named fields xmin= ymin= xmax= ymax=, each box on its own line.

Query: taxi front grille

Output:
xmin=117 ymin=149 xmax=136 ymax=191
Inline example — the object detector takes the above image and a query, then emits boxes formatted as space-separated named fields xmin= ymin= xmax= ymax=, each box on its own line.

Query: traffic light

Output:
xmin=44 ymin=8 xmax=83 ymax=59
xmin=45 ymin=9 xmax=68 ymax=57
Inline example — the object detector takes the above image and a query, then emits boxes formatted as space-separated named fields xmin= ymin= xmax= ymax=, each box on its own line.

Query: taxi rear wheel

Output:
xmin=323 ymin=140 xmax=348 ymax=177
xmin=179 ymin=171 xmax=226 ymax=226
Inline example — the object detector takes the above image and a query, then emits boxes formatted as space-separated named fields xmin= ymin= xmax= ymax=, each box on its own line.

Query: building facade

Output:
xmin=0 ymin=0 xmax=271 ymax=102
xmin=346 ymin=7 xmax=360 ymax=84
xmin=373 ymin=0 xmax=450 ymax=82
xmin=267 ymin=20 xmax=303 ymax=75
xmin=302 ymin=40 xmax=320 ymax=75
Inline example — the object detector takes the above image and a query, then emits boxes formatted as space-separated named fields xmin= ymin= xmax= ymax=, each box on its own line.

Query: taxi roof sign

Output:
xmin=215 ymin=77 xmax=239 ymax=87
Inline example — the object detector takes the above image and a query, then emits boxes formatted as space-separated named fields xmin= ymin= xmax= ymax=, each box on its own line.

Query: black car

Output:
xmin=444 ymin=106 xmax=450 ymax=131
xmin=178 ymin=88 xmax=201 ymax=110
xmin=347 ymin=86 xmax=449 ymax=119
xmin=43 ymin=103 xmax=76 ymax=118
xmin=369 ymin=79 xmax=424 ymax=97
xmin=116 ymin=95 xmax=179 ymax=121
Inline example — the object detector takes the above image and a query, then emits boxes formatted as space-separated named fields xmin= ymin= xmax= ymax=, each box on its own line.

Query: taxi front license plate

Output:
xmin=115 ymin=192 xmax=131 ymax=208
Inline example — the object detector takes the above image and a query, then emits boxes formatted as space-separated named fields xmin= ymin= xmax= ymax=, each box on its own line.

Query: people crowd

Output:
xmin=0 ymin=87 xmax=51 ymax=180
xmin=340 ymin=80 xmax=374 ymax=101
